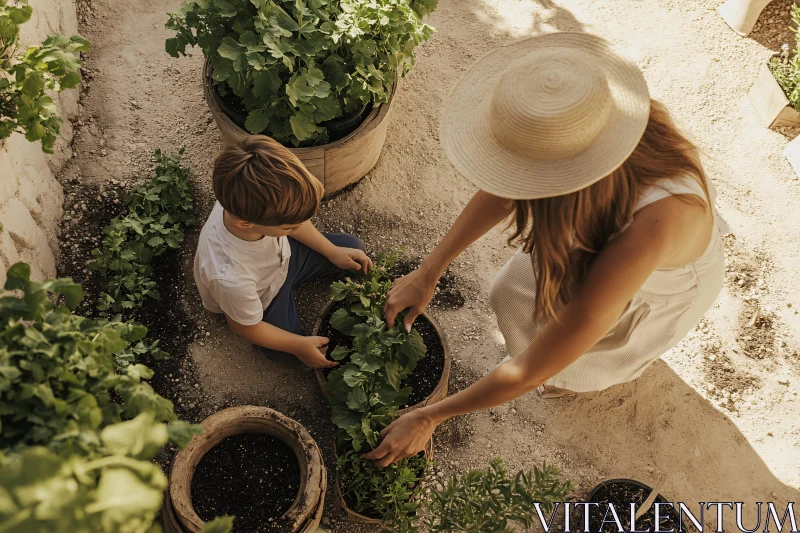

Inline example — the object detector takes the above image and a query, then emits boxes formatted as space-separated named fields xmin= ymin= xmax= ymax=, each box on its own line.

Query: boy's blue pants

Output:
xmin=260 ymin=233 xmax=365 ymax=364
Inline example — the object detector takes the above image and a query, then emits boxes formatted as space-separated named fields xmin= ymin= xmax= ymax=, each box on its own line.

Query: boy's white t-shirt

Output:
xmin=193 ymin=202 xmax=291 ymax=326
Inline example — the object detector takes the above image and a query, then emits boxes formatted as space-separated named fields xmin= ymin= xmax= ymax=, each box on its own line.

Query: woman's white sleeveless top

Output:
xmin=489 ymin=176 xmax=727 ymax=392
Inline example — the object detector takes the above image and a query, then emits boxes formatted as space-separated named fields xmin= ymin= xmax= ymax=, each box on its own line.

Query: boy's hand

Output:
xmin=330 ymin=247 xmax=372 ymax=274
xmin=294 ymin=336 xmax=338 ymax=369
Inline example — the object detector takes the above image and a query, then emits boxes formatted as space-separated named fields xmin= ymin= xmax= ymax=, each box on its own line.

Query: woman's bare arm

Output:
xmin=385 ymin=190 xmax=513 ymax=329
xmin=365 ymin=196 xmax=708 ymax=466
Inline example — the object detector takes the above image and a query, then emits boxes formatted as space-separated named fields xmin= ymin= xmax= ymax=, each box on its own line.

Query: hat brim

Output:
xmin=440 ymin=32 xmax=651 ymax=200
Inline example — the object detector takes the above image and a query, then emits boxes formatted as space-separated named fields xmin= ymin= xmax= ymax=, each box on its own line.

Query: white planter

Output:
xmin=717 ymin=0 xmax=773 ymax=36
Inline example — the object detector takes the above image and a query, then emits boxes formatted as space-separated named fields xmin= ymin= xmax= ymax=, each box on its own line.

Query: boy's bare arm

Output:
xmin=291 ymin=221 xmax=372 ymax=273
xmin=224 ymin=314 xmax=337 ymax=369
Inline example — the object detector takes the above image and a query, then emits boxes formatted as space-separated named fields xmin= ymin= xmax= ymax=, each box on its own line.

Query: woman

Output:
xmin=363 ymin=32 xmax=727 ymax=467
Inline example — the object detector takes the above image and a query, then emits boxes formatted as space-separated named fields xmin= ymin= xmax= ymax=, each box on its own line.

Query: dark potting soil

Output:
xmin=319 ymin=303 xmax=445 ymax=407
xmin=580 ymin=481 xmax=680 ymax=533
xmin=192 ymin=433 xmax=301 ymax=533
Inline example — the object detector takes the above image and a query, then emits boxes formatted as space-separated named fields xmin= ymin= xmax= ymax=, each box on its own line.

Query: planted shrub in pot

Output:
xmin=164 ymin=406 xmax=326 ymax=533
xmin=312 ymin=252 xmax=449 ymax=525
xmin=313 ymin=251 xmax=451 ymax=414
xmin=750 ymin=4 xmax=800 ymax=128
xmin=166 ymin=0 xmax=437 ymax=194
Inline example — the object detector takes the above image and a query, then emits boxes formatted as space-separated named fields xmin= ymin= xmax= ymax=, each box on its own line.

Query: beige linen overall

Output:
xmin=489 ymin=177 xmax=727 ymax=392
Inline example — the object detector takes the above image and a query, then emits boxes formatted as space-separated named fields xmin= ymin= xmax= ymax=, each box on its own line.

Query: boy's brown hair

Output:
xmin=212 ymin=135 xmax=324 ymax=226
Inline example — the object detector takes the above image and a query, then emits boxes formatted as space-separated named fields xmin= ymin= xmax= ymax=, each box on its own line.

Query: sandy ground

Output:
xmin=59 ymin=0 xmax=800 ymax=530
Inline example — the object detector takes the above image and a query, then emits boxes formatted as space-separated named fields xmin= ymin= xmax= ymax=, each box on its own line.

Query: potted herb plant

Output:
xmin=165 ymin=0 xmax=437 ymax=195
xmin=312 ymin=252 xmax=451 ymax=415
xmin=749 ymin=4 xmax=800 ymax=128
xmin=311 ymin=252 xmax=449 ymax=525
xmin=0 ymin=0 xmax=88 ymax=153
xmin=164 ymin=406 xmax=326 ymax=533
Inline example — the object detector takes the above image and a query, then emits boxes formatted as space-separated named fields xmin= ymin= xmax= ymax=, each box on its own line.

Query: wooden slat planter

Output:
xmin=163 ymin=406 xmax=326 ymax=533
xmin=749 ymin=60 xmax=800 ymax=128
xmin=312 ymin=299 xmax=451 ymax=416
xmin=203 ymin=60 xmax=397 ymax=196
xmin=335 ymin=439 xmax=434 ymax=525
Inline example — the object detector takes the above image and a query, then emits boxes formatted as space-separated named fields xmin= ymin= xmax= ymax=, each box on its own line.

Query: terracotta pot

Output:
xmin=312 ymin=300 xmax=451 ymax=416
xmin=749 ymin=59 xmax=800 ymax=128
xmin=203 ymin=59 xmax=397 ymax=196
xmin=163 ymin=406 xmax=326 ymax=533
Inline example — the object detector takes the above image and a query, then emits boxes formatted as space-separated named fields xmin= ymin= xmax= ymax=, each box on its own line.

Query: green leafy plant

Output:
xmin=166 ymin=0 xmax=436 ymax=146
xmin=769 ymin=4 xmax=800 ymax=110
xmin=0 ymin=262 xmax=221 ymax=533
xmin=0 ymin=0 xmax=88 ymax=152
xmin=0 ymin=262 xmax=197 ymax=455
xmin=387 ymin=459 xmax=574 ymax=533
xmin=90 ymin=149 xmax=195 ymax=315
xmin=323 ymin=252 xmax=430 ymax=522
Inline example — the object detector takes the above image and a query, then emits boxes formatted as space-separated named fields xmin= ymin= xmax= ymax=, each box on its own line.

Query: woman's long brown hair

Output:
xmin=508 ymin=99 xmax=710 ymax=322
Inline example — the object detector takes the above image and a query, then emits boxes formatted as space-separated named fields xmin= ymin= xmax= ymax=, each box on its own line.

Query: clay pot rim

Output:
xmin=167 ymin=406 xmax=325 ymax=533
xmin=586 ymin=478 xmax=677 ymax=518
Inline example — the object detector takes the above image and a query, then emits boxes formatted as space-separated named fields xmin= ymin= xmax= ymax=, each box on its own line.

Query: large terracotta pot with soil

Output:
xmin=312 ymin=300 xmax=451 ymax=415
xmin=203 ymin=60 xmax=397 ymax=196
xmin=162 ymin=406 xmax=326 ymax=533
xmin=579 ymin=479 xmax=679 ymax=533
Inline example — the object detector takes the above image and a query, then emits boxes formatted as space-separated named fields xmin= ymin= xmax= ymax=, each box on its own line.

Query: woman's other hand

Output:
xmin=362 ymin=408 xmax=438 ymax=467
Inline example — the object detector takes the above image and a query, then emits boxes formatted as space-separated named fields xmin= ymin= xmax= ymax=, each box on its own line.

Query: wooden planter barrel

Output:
xmin=749 ymin=59 xmax=800 ymax=128
xmin=312 ymin=300 xmax=451 ymax=416
xmin=163 ymin=406 xmax=326 ymax=533
xmin=203 ymin=60 xmax=397 ymax=196
xmin=335 ymin=439 xmax=434 ymax=525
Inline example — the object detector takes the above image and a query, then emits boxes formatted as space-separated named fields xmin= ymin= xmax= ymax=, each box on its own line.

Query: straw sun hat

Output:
xmin=440 ymin=32 xmax=651 ymax=200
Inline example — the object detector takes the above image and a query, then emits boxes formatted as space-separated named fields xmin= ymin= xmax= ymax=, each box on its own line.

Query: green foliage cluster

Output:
xmin=0 ymin=0 xmax=88 ymax=152
xmin=90 ymin=149 xmax=195 ymax=315
xmin=406 ymin=458 xmax=574 ymax=533
xmin=165 ymin=0 xmax=436 ymax=146
xmin=324 ymin=252 xmax=429 ymax=522
xmin=0 ymin=262 xmax=221 ymax=533
xmin=769 ymin=4 xmax=800 ymax=110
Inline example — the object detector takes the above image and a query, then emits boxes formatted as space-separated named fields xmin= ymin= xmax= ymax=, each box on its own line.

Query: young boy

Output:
xmin=193 ymin=135 xmax=372 ymax=369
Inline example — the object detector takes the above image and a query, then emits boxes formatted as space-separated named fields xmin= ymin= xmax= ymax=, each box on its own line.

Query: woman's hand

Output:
xmin=384 ymin=268 xmax=438 ymax=332
xmin=362 ymin=408 xmax=438 ymax=467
